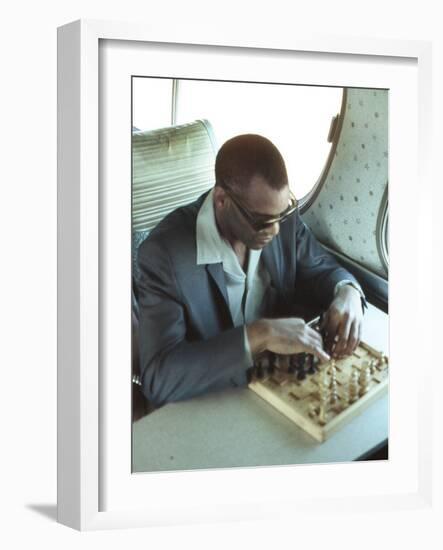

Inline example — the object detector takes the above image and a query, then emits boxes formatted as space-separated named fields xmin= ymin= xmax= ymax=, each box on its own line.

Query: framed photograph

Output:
xmin=58 ymin=19 xmax=433 ymax=530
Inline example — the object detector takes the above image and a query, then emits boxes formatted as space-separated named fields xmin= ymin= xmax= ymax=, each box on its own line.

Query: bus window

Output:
xmin=176 ymin=79 xmax=342 ymax=200
xmin=132 ymin=77 xmax=173 ymax=132
xmin=133 ymin=76 xmax=342 ymax=200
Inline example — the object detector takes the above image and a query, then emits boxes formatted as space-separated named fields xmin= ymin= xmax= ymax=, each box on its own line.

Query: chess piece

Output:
xmin=318 ymin=370 xmax=330 ymax=425
xmin=340 ymin=392 xmax=349 ymax=411
xmin=318 ymin=405 xmax=327 ymax=425
xmin=260 ymin=354 xmax=271 ymax=378
xmin=296 ymin=369 xmax=306 ymax=381
xmin=268 ymin=353 xmax=278 ymax=376
xmin=308 ymin=402 xmax=317 ymax=418
xmin=376 ymin=355 xmax=388 ymax=371
xmin=296 ymin=354 xmax=307 ymax=380
xmin=306 ymin=354 xmax=317 ymax=374
xmin=359 ymin=362 xmax=371 ymax=396
xmin=329 ymin=361 xmax=339 ymax=404
xmin=348 ymin=368 xmax=359 ymax=403
xmin=288 ymin=355 xmax=297 ymax=375
xmin=278 ymin=354 xmax=289 ymax=372
xmin=255 ymin=356 xmax=269 ymax=380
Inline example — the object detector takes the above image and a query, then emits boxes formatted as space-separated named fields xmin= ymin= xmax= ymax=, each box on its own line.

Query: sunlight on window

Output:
xmin=132 ymin=77 xmax=173 ymax=131
xmin=132 ymin=77 xmax=342 ymax=199
xmin=176 ymin=80 xmax=342 ymax=199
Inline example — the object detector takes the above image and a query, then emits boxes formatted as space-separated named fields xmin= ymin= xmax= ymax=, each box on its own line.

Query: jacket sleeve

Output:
xmin=295 ymin=214 xmax=362 ymax=308
xmin=136 ymin=238 xmax=252 ymax=407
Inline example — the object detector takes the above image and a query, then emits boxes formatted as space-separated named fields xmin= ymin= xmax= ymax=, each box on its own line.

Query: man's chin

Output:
xmin=249 ymin=238 xmax=273 ymax=250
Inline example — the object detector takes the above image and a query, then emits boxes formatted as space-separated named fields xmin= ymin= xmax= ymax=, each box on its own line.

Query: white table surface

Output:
xmin=132 ymin=303 xmax=389 ymax=472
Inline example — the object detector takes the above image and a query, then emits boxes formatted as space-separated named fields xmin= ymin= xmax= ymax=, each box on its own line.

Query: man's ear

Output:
xmin=213 ymin=186 xmax=227 ymax=209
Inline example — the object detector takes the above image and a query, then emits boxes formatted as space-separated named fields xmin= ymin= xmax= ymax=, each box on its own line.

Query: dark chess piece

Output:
xmin=296 ymin=353 xmax=307 ymax=380
xmin=256 ymin=364 xmax=264 ymax=379
xmin=268 ymin=353 xmax=277 ymax=376
xmin=306 ymin=354 xmax=317 ymax=374
xmin=288 ymin=355 xmax=297 ymax=375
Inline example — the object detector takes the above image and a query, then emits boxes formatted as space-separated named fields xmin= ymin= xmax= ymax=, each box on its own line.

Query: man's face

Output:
xmin=221 ymin=175 xmax=291 ymax=250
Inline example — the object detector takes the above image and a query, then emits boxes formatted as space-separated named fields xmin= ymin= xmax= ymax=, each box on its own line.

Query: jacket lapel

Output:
xmin=206 ymin=263 xmax=233 ymax=325
xmin=262 ymin=237 xmax=282 ymax=290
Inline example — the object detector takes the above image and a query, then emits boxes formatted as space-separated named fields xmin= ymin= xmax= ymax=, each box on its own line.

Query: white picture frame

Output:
xmin=57 ymin=19 xmax=434 ymax=531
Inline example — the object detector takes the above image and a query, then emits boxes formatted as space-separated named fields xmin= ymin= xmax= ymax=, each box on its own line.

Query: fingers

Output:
xmin=334 ymin=314 xmax=352 ymax=357
xmin=343 ymin=319 xmax=360 ymax=356
xmin=333 ymin=317 xmax=362 ymax=357
xmin=306 ymin=325 xmax=324 ymax=349
xmin=348 ymin=320 xmax=363 ymax=355
xmin=323 ymin=292 xmax=364 ymax=358
xmin=266 ymin=317 xmax=331 ymax=359
xmin=303 ymin=327 xmax=330 ymax=363
xmin=322 ymin=312 xmax=340 ymax=355
xmin=312 ymin=346 xmax=331 ymax=363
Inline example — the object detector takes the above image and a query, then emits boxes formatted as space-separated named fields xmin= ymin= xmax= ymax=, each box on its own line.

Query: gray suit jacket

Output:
xmin=137 ymin=192 xmax=359 ymax=407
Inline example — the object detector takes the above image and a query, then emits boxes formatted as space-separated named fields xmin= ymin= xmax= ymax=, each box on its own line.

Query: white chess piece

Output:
xmin=359 ymin=362 xmax=371 ymax=396
xmin=318 ymin=371 xmax=329 ymax=424
xmin=329 ymin=361 xmax=338 ymax=404
xmin=349 ymin=368 xmax=359 ymax=403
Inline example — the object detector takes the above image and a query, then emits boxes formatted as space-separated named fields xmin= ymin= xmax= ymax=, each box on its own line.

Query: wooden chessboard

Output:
xmin=248 ymin=341 xmax=389 ymax=443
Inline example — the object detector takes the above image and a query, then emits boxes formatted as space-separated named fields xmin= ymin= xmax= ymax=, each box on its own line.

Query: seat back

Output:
xmin=132 ymin=119 xmax=218 ymax=287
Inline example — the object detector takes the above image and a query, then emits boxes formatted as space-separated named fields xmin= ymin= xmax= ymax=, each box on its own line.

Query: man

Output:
xmin=137 ymin=134 xmax=365 ymax=407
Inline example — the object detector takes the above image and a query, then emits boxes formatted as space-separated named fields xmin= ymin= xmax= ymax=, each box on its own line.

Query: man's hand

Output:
xmin=247 ymin=318 xmax=330 ymax=363
xmin=321 ymin=285 xmax=363 ymax=358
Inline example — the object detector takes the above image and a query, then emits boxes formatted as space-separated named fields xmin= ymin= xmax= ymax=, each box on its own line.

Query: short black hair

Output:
xmin=215 ymin=134 xmax=288 ymax=192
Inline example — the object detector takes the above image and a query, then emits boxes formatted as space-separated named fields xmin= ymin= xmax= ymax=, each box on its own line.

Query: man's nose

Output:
xmin=265 ymin=221 xmax=280 ymax=238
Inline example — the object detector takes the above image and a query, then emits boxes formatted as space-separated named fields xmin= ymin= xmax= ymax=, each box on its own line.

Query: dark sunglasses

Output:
xmin=222 ymin=186 xmax=298 ymax=231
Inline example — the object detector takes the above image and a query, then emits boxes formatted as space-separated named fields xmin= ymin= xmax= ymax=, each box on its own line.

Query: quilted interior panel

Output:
xmin=302 ymin=88 xmax=388 ymax=278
